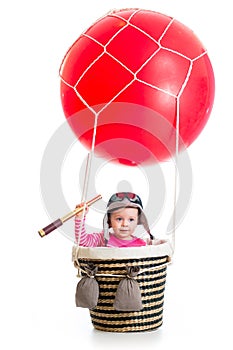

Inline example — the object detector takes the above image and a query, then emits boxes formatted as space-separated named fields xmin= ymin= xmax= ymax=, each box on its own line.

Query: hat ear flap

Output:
xmin=103 ymin=213 xmax=110 ymax=241
xmin=107 ymin=213 xmax=112 ymax=228
xmin=137 ymin=208 xmax=141 ymax=225
xmin=138 ymin=211 xmax=154 ymax=240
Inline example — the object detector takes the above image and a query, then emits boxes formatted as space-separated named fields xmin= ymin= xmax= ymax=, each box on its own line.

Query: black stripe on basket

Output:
xmin=98 ymin=280 xmax=166 ymax=293
xmin=95 ymin=275 xmax=167 ymax=286
xmin=84 ymin=266 xmax=166 ymax=275
xmin=96 ymin=294 xmax=165 ymax=307
xmin=90 ymin=308 xmax=163 ymax=322
xmin=97 ymin=270 xmax=167 ymax=281
xmin=98 ymin=288 xmax=165 ymax=305
xmin=91 ymin=301 xmax=164 ymax=315
xmin=79 ymin=257 xmax=168 ymax=271
xmin=81 ymin=269 xmax=166 ymax=277
xmin=80 ymin=271 xmax=167 ymax=281
xmin=98 ymin=284 xmax=165 ymax=297
xmin=91 ymin=316 xmax=163 ymax=330
xmin=79 ymin=256 xmax=167 ymax=264
xmin=141 ymin=285 xmax=166 ymax=296
xmin=97 ymin=288 xmax=166 ymax=301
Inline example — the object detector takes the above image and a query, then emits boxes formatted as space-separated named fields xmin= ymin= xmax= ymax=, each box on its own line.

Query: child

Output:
xmin=75 ymin=192 xmax=161 ymax=248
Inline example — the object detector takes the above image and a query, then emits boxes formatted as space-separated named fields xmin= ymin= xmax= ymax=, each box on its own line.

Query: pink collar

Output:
xmin=107 ymin=234 xmax=146 ymax=247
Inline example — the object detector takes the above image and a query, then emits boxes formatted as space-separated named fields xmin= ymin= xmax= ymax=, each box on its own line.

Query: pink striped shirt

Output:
xmin=75 ymin=216 xmax=146 ymax=247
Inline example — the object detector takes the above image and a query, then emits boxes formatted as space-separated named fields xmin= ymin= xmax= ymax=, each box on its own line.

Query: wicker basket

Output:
xmin=73 ymin=244 xmax=172 ymax=333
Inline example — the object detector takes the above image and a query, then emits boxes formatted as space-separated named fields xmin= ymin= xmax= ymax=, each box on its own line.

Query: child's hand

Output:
xmin=75 ymin=202 xmax=89 ymax=219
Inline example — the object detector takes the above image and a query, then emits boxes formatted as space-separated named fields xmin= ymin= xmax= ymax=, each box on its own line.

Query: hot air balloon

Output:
xmin=39 ymin=8 xmax=215 ymax=333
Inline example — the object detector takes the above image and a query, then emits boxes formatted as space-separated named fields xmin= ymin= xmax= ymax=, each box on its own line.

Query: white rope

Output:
xmin=170 ymin=99 xmax=180 ymax=255
xmin=76 ymin=114 xmax=99 ymax=246
xmin=75 ymin=154 xmax=91 ymax=247
xmin=60 ymin=9 xmax=208 ymax=252
xmin=74 ymin=259 xmax=171 ymax=278
xmin=170 ymin=60 xmax=195 ymax=255
xmin=81 ymin=153 xmax=90 ymax=203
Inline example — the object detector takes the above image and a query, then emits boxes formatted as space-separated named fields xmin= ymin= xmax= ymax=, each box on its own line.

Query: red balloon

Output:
xmin=60 ymin=9 xmax=215 ymax=166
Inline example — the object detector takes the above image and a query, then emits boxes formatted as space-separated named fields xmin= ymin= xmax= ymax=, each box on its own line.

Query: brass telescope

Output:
xmin=38 ymin=194 xmax=102 ymax=237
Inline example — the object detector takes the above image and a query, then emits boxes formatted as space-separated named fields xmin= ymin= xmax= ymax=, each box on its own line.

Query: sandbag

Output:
xmin=113 ymin=265 xmax=143 ymax=311
xmin=75 ymin=263 xmax=99 ymax=309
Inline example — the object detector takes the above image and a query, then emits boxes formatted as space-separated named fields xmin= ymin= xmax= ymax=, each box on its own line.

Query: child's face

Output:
xmin=109 ymin=207 xmax=138 ymax=240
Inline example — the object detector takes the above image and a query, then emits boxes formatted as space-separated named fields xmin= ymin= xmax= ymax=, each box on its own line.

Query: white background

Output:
xmin=1 ymin=1 xmax=232 ymax=349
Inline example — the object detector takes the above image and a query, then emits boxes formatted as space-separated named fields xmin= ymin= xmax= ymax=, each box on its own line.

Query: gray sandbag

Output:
xmin=75 ymin=263 xmax=99 ymax=309
xmin=114 ymin=265 xmax=143 ymax=311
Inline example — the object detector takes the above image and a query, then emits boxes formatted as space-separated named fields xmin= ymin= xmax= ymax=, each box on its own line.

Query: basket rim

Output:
xmin=73 ymin=241 xmax=173 ymax=260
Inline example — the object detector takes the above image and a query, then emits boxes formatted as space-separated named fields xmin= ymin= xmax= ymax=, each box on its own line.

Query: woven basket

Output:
xmin=73 ymin=244 xmax=172 ymax=333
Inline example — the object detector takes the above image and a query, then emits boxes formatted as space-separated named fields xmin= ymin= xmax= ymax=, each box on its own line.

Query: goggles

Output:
xmin=107 ymin=192 xmax=143 ymax=208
